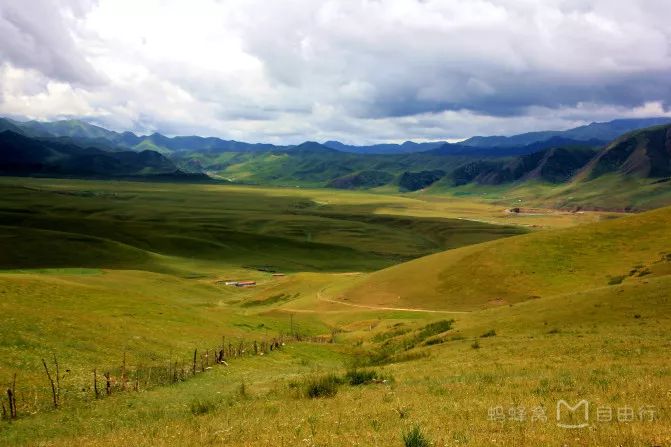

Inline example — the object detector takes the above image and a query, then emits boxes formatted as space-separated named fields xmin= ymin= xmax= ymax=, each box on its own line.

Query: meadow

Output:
xmin=0 ymin=177 xmax=669 ymax=446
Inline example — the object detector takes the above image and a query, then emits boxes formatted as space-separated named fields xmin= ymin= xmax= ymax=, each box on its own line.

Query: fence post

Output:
xmin=104 ymin=372 xmax=111 ymax=396
xmin=53 ymin=355 xmax=60 ymax=406
xmin=121 ymin=351 xmax=127 ymax=390
xmin=93 ymin=369 xmax=99 ymax=399
xmin=42 ymin=359 xmax=58 ymax=409
xmin=6 ymin=389 xmax=15 ymax=419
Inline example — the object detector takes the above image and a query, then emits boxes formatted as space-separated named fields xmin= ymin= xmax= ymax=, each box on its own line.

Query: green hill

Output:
xmin=580 ymin=123 xmax=671 ymax=179
xmin=335 ymin=205 xmax=671 ymax=310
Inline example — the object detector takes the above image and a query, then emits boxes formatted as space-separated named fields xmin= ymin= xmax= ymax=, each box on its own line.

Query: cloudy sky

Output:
xmin=1 ymin=0 xmax=670 ymax=144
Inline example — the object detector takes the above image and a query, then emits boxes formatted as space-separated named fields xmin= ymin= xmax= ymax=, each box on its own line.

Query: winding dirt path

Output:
xmin=315 ymin=290 xmax=470 ymax=314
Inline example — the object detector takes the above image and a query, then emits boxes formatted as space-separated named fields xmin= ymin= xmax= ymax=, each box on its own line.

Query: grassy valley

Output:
xmin=0 ymin=175 xmax=669 ymax=446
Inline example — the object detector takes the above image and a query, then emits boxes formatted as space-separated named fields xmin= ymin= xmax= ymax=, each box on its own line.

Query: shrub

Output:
xmin=345 ymin=368 xmax=380 ymax=385
xmin=547 ymin=328 xmax=560 ymax=334
xmin=418 ymin=320 xmax=455 ymax=339
xmin=190 ymin=399 xmax=216 ymax=415
xmin=480 ymin=329 xmax=496 ymax=338
xmin=372 ymin=327 xmax=411 ymax=343
xmin=403 ymin=425 xmax=431 ymax=447
xmin=471 ymin=340 xmax=480 ymax=349
xmin=424 ymin=337 xmax=446 ymax=346
xmin=305 ymin=374 xmax=342 ymax=398
xmin=608 ymin=275 xmax=625 ymax=285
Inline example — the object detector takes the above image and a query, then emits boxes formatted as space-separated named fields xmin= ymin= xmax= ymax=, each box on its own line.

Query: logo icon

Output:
xmin=556 ymin=400 xmax=589 ymax=429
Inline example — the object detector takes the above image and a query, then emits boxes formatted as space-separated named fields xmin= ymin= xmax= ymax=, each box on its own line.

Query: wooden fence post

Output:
xmin=53 ymin=355 xmax=60 ymax=406
xmin=104 ymin=372 xmax=111 ymax=396
xmin=93 ymin=369 xmax=99 ymax=399
xmin=121 ymin=351 xmax=127 ymax=390
xmin=6 ymin=389 xmax=15 ymax=419
xmin=42 ymin=359 xmax=58 ymax=409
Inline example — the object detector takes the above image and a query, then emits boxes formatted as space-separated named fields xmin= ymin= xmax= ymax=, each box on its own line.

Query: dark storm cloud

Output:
xmin=233 ymin=0 xmax=671 ymax=119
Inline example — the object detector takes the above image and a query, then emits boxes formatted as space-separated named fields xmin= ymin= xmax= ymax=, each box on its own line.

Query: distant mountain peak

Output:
xmin=461 ymin=117 xmax=671 ymax=148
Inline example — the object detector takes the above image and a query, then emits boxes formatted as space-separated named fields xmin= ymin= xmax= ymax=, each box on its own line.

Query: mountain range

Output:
xmin=1 ymin=116 xmax=670 ymax=204
xmin=4 ymin=116 xmax=669 ymax=155
xmin=459 ymin=118 xmax=671 ymax=148
xmin=0 ymin=130 xmax=207 ymax=180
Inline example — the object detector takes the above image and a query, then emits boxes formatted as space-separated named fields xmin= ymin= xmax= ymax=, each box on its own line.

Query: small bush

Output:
xmin=634 ymin=314 xmax=641 ymax=319
xmin=480 ymin=329 xmax=496 ymax=338
xmin=372 ymin=326 xmax=411 ymax=343
xmin=190 ymin=399 xmax=216 ymax=415
xmin=547 ymin=328 xmax=560 ymax=334
xmin=608 ymin=275 xmax=625 ymax=285
xmin=424 ymin=337 xmax=446 ymax=346
xmin=305 ymin=374 xmax=342 ymax=398
xmin=345 ymin=368 xmax=379 ymax=385
xmin=418 ymin=320 xmax=455 ymax=339
xmin=471 ymin=340 xmax=480 ymax=349
xmin=403 ymin=425 xmax=431 ymax=447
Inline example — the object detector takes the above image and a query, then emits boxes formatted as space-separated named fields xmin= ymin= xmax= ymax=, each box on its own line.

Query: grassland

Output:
xmin=0 ymin=177 xmax=532 ymax=273
xmin=335 ymin=204 xmax=671 ymax=310
xmin=433 ymin=173 xmax=671 ymax=212
xmin=0 ymin=177 xmax=669 ymax=446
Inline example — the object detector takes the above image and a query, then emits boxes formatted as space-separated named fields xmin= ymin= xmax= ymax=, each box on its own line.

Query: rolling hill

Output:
xmin=580 ymin=123 xmax=671 ymax=179
xmin=334 ymin=204 xmax=671 ymax=310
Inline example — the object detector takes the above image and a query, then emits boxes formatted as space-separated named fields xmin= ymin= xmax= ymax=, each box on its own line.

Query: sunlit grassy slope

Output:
xmin=2 ymin=177 xmax=669 ymax=446
xmin=336 ymin=205 xmax=671 ymax=310
xmin=431 ymin=173 xmax=671 ymax=212
xmin=4 ymin=261 xmax=670 ymax=446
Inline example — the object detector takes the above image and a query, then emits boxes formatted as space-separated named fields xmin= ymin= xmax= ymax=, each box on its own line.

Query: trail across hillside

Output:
xmin=316 ymin=290 xmax=470 ymax=314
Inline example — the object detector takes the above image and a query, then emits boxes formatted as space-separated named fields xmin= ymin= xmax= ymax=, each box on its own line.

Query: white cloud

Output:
xmin=1 ymin=0 xmax=670 ymax=143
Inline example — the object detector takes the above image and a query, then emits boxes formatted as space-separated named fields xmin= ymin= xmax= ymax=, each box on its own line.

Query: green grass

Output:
xmin=336 ymin=205 xmax=671 ymax=310
xmin=0 ymin=178 xmax=525 ymax=274
xmin=434 ymin=173 xmax=671 ymax=212
xmin=0 ymin=176 xmax=669 ymax=446
xmin=0 ymin=177 xmax=525 ymax=399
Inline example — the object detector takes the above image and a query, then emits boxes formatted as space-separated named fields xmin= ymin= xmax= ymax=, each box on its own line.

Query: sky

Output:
xmin=1 ymin=0 xmax=670 ymax=144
